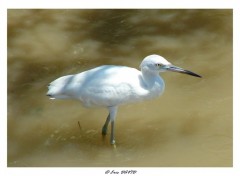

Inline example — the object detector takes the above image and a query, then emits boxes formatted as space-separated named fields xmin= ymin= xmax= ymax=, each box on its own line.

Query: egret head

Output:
xmin=140 ymin=54 xmax=201 ymax=78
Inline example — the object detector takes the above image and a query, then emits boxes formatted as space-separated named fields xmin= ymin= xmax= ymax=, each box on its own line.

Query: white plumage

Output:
xmin=47 ymin=54 xmax=201 ymax=144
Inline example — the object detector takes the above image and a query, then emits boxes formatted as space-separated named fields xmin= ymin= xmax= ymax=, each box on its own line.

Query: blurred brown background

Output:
xmin=8 ymin=9 xmax=232 ymax=166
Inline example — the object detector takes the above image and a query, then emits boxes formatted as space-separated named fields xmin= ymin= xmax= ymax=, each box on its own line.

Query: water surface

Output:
xmin=7 ymin=9 xmax=232 ymax=167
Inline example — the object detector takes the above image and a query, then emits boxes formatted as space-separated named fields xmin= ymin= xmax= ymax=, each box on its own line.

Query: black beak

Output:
xmin=166 ymin=65 xmax=202 ymax=78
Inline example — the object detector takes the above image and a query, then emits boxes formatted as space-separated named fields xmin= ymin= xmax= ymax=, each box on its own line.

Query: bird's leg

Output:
xmin=102 ymin=113 xmax=110 ymax=136
xmin=110 ymin=120 xmax=115 ymax=145
xmin=108 ymin=106 xmax=118 ymax=145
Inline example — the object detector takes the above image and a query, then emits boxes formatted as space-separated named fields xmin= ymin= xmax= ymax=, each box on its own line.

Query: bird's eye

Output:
xmin=155 ymin=63 xmax=162 ymax=67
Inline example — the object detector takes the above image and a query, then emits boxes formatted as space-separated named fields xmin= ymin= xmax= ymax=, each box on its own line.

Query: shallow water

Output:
xmin=7 ymin=9 xmax=232 ymax=167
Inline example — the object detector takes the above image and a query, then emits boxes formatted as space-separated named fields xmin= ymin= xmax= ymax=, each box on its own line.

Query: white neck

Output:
xmin=141 ymin=69 xmax=161 ymax=88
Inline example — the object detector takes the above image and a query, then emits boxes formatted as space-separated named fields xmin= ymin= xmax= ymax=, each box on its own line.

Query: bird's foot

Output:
xmin=110 ymin=139 xmax=115 ymax=145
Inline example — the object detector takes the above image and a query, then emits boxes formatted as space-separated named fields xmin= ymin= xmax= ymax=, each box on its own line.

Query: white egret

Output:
xmin=47 ymin=54 xmax=201 ymax=144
